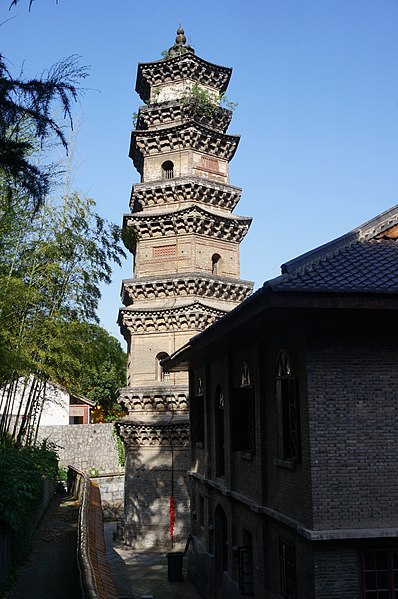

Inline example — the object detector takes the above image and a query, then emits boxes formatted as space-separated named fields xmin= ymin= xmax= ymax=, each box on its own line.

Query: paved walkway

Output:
xmin=104 ymin=523 xmax=201 ymax=599
xmin=4 ymin=494 xmax=200 ymax=599
xmin=4 ymin=494 xmax=81 ymax=599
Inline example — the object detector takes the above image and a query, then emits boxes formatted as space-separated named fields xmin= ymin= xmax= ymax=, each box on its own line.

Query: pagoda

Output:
xmin=116 ymin=28 xmax=253 ymax=549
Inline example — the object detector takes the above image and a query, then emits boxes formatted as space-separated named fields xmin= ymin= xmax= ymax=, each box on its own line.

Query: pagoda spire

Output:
xmin=167 ymin=25 xmax=195 ymax=58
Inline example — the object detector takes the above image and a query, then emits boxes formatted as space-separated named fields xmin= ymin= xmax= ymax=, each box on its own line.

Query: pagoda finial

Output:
xmin=176 ymin=25 xmax=186 ymax=46
xmin=166 ymin=25 xmax=195 ymax=57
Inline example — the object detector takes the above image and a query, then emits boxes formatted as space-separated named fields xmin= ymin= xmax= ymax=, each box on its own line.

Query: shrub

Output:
xmin=0 ymin=440 xmax=59 ymax=538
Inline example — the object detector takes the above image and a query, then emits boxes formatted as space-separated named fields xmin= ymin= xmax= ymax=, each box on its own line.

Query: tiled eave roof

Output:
xmin=162 ymin=204 xmax=398 ymax=371
xmin=137 ymin=100 xmax=232 ymax=133
xmin=118 ymin=301 xmax=227 ymax=340
xmin=271 ymin=239 xmax=398 ymax=294
xmin=120 ymin=273 xmax=254 ymax=306
xmin=130 ymin=177 xmax=242 ymax=212
xmin=136 ymin=54 xmax=232 ymax=103
xmin=129 ymin=122 xmax=240 ymax=173
xmin=124 ymin=204 xmax=252 ymax=242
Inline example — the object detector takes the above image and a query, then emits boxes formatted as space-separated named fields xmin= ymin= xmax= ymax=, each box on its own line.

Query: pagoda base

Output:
xmin=116 ymin=417 xmax=191 ymax=549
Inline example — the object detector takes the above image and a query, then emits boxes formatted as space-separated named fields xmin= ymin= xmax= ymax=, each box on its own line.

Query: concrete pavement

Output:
xmin=104 ymin=523 xmax=201 ymax=599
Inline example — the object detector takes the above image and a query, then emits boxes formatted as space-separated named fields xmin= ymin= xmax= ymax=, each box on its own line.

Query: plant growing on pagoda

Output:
xmin=160 ymin=44 xmax=192 ymax=60
xmin=181 ymin=83 xmax=237 ymax=121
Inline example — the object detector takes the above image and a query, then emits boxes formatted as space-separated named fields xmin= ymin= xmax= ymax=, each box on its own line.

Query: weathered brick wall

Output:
xmin=261 ymin=324 xmax=313 ymax=529
xmin=266 ymin=520 xmax=315 ymax=599
xmin=307 ymin=317 xmax=398 ymax=530
xmin=313 ymin=542 xmax=359 ymax=598
xmin=37 ymin=423 xmax=123 ymax=474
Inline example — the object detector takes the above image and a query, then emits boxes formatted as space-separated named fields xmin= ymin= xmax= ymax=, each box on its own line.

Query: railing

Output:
xmin=68 ymin=466 xmax=118 ymax=599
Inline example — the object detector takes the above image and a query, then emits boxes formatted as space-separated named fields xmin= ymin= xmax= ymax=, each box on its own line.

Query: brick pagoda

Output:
xmin=117 ymin=28 xmax=253 ymax=548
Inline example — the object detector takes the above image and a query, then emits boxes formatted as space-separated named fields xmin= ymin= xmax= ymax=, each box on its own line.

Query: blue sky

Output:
xmin=2 ymin=0 xmax=398 ymax=342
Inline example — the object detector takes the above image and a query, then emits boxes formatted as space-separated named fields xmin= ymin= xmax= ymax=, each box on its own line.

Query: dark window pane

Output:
xmin=376 ymin=571 xmax=388 ymax=589
xmin=376 ymin=552 xmax=388 ymax=570
xmin=365 ymin=571 xmax=377 ymax=590
xmin=365 ymin=553 xmax=376 ymax=570
xmin=394 ymin=570 xmax=398 ymax=589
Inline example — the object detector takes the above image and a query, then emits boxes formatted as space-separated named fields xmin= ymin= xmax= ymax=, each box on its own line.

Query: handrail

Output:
xmin=68 ymin=465 xmax=118 ymax=599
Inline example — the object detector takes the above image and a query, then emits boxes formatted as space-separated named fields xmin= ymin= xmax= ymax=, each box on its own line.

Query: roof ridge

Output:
xmin=281 ymin=204 xmax=398 ymax=276
xmin=281 ymin=231 xmax=358 ymax=275
xmin=354 ymin=203 xmax=398 ymax=239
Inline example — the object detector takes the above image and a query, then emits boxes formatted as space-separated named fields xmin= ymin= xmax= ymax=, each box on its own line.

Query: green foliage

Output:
xmin=57 ymin=466 xmax=68 ymax=482
xmin=88 ymin=466 xmax=100 ymax=477
xmin=121 ymin=225 xmax=138 ymax=253
xmin=0 ymin=440 xmax=59 ymax=538
xmin=0 ymin=187 xmax=126 ymax=439
xmin=160 ymin=44 xmax=193 ymax=60
xmin=219 ymin=92 xmax=238 ymax=112
xmin=181 ymin=84 xmax=237 ymax=120
xmin=52 ymin=322 xmax=127 ymax=420
xmin=0 ymin=53 xmax=88 ymax=210
xmin=0 ymin=193 xmax=126 ymax=388
xmin=113 ymin=427 xmax=125 ymax=466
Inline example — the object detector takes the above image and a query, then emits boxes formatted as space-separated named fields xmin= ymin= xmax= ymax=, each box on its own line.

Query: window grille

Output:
xmin=162 ymin=160 xmax=174 ymax=179
xmin=156 ymin=352 xmax=169 ymax=382
xmin=360 ymin=549 xmax=398 ymax=598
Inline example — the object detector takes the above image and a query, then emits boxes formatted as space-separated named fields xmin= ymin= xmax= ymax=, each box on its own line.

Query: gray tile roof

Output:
xmin=265 ymin=204 xmax=398 ymax=295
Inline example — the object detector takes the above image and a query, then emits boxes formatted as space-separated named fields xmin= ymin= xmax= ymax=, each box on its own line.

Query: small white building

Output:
xmin=1 ymin=376 xmax=95 ymax=427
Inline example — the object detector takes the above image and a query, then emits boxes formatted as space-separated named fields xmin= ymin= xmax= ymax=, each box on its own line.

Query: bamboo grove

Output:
xmin=0 ymin=52 xmax=129 ymax=444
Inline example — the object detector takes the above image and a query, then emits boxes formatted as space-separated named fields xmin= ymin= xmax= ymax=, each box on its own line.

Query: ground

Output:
xmin=4 ymin=493 xmax=81 ymax=599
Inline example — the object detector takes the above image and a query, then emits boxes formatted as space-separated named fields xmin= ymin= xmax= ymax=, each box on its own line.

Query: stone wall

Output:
xmin=37 ymin=423 xmax=123 ymax=474
xmin=91 ymin=474 xmax=125 ymax=520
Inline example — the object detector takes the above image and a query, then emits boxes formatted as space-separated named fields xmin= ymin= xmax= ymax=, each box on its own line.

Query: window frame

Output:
xmin=161 ymin=160 xmax=174 ymax=179
xmin=276 ymin=350 xmax=301 ymax=463
xmin=215 ymin=385 xmax=225 ymax=477
xmin=359 ymin=548 xmax=398 ymax=598
xmin=231 ymin=363 xmax=255 ymax=454
xmin=279 ymin=538 xmax=297 ymax=599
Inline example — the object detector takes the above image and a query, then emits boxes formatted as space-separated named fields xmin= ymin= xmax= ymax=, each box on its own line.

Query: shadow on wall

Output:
xmin=121 ymin=443 xmax=190 ymax=549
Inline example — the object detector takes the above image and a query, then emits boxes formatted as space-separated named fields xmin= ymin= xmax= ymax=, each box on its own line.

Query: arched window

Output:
xmin=156 ymin=352 xmax=170 ymax=382
xmin=192 ymin=376 xmax=205 ymax=445
xmin=215 ymin=386 xmax=225 ymax=477
xmin=162 ymin=160 xmax=174 ymax=180
xmin=276 ymin=350 xmax=300 ymax=461
xmin=241 ymin=362 xmax=251 ymax=387
xmin=231 ymin=362 xmax=255 ymax=453
xmin=212 ymin=253 xmax=221 ymax=275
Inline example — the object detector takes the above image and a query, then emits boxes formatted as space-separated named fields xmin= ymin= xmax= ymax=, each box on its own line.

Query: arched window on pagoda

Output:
xmin=212 ymin=253 xmax=221 ymax=275
xmin=156 ymin=352 xmax=170 ymax=381
xmin=162 ymin=160 xmax=174 ymax=180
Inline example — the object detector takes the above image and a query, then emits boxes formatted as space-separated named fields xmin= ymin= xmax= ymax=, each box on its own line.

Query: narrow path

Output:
xmin=104 ymin=522 xmax=201 ymax=599
xmin=5 ymin=493 xmax=81 ymax=599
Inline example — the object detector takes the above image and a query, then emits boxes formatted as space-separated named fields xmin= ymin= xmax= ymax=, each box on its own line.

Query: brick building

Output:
xmin=165 ymin=205 xmax=398 ymax=598
xmin=116 ymin=29 xmax=253 ymax=548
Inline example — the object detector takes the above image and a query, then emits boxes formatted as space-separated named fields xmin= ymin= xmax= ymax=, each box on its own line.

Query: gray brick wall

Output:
xmin=307 ymin=319 xmax=398 ymax=530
